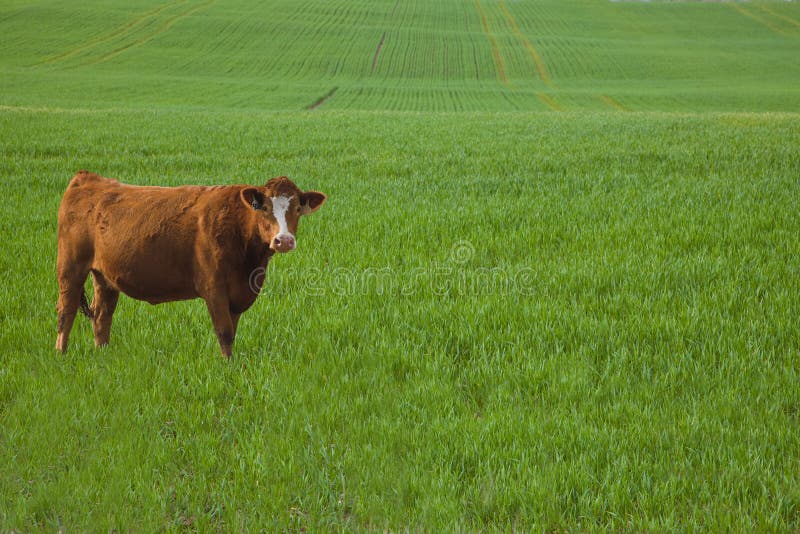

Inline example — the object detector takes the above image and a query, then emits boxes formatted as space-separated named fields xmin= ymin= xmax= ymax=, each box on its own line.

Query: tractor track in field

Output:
xmin=370 ymin=0 xmax=400 ymax=76
xmin=306 ymin=87 xmax=338 ymax=110
xmin=599 ymin=95 xmax=629 ymax=112
xmin=371 ymin=32 xmax=386 ymax=74
xmin=537 ymin=93 xmax=562 ymax=111
xmin=728 ymin=3 xmax=787 ymax=36
xmin=498 ymin=0 xmax=551 ymax=87
xmin=474 ymin=0 xmax=508 ymax=86
xmin=757 ymin=4 xmax=800 ymax=30
xmin=35 ymin=1 xmax=187 ymax=66
xmin=89 ymin=0 xmax=216 ymax=65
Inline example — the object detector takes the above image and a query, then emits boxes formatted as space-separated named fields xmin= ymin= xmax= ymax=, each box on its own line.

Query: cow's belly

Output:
xmin=93 ymin=236 xmax=199 ymax=304
xmin=115 ymin=280 xmax=198 ymax=304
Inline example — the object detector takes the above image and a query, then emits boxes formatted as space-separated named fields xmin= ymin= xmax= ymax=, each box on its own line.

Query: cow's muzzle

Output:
xmin=271 ymin=233 xmax=296 ymax=253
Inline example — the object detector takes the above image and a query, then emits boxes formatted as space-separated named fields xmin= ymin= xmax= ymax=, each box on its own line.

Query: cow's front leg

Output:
xmin=204 ymin=295 xmax=235 ymax=358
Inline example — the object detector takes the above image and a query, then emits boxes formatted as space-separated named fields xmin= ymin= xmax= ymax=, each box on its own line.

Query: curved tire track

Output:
xmin=306 ymin=87 xmax=338 ymax=110
xmin=599 ymin=95 xmax=629 ymax=112
xmin=370 ymin=0 xmax=400 ymax=77
xmin=729 ymin=4 xmax=787 ymax=37
xmin=371 ymin=32 xmax=386 ymax=74
xmin=537 ymin=92 xmax=562 ymax=111
xmin=36 ymin=1 xmax=186 ymax=66
xmin=757 ymin=4 xmax=800 ymax=31
xmin=498 ymin=0 xmax=551 ymax=87
xmin=90 ymin=0 xmax=216 ymax=65
xmin=474 ymin=0 xmax=508 ymax=86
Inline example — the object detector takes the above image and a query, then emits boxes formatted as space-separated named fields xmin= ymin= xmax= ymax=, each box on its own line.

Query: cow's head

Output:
xmin=240 ymin=176 xmax=326 ymax=253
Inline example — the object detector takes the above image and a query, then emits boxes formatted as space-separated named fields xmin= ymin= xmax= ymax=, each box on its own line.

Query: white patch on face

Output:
xmin=271 ymin=195 xmax=292 ymax=236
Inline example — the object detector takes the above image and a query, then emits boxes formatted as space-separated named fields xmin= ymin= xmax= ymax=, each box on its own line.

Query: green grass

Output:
xmin=1 ymin=0 xmax=800 ymax=531
xmin=2 ymin=108 xmax=799 ymax=531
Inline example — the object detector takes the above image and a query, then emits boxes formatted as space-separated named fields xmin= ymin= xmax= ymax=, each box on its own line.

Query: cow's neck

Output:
xmin=243 ymin=229 xmax=274 ymax=272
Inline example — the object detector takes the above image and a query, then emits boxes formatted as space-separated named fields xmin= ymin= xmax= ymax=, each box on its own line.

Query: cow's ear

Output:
xmin=241 ymin=188 xmax=266 ymax=211
xmin=300 ymin=191 xmax=327 ymax=215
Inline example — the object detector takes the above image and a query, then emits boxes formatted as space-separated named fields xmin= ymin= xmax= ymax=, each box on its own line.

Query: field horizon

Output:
xmin=1 ymin=1 xmax=799 ymax=531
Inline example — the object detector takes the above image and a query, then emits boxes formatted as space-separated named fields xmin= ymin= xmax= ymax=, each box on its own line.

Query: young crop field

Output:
xmin=1 ymin=0 xmax=800 ymax=112
xmin=1 ymin=0 xmax=799 ymax=531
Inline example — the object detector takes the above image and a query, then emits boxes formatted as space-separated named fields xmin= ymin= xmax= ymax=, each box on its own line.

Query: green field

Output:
xmin=1 ymin=0 xmax=800 ymax=531
xmin=2 ymin=0 xmax=800 ymax=112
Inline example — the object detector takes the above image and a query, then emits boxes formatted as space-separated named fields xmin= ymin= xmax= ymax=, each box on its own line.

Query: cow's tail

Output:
xmin=79 ymin=291 xmax=94 ymax=319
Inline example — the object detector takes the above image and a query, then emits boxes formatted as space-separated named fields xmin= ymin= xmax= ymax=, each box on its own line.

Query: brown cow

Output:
xmin=55 ymin=171 xmax=326 ymax=357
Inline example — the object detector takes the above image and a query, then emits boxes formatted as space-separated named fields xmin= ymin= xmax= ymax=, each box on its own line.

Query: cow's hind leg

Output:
xmin=56 ymin=266 xmax=90 ymax=353
xmin=90 ymin=270 xmax=119 ymax=347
